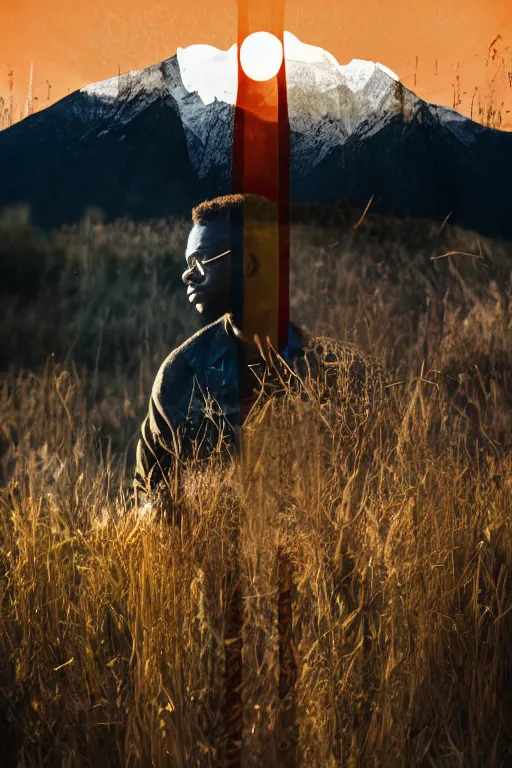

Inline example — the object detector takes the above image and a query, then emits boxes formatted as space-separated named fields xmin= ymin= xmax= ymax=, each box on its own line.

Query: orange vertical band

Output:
xmin=232 ymin=0 xmax=290 ymax=352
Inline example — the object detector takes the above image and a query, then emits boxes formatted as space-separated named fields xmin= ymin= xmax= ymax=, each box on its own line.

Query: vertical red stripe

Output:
xmin=277 ymin=50 xmax=290 ymax=351
xmin=231 ymin=0 xmax=290 ymax=352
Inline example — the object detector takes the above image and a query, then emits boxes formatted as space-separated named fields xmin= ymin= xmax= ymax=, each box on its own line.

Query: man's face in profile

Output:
xmin=182 ymin=213 xmax=242 ymax=322
xmin=182 ymin=205 xmax=269 ymax=327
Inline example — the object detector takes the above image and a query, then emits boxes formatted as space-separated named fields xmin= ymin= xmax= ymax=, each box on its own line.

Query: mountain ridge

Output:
xmin=0 ymin=33 xmax=511 ymax=239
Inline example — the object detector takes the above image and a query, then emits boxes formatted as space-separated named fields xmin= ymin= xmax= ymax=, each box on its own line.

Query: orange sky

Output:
xmin=1 ymin=0 xmax=511 ymax=129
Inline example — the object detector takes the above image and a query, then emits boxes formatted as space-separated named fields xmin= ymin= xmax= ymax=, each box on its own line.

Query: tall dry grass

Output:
xmin=1 ymin=203 xmax=512 ymax=766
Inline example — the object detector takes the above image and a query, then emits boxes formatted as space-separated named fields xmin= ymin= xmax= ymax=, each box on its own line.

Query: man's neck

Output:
xmin=219 ymin=312 xmax=266 ymax=364
xmin=201 ymin=311 xmax=304 ymax=365
xmin=199 ymin=306 xmax=229 ymax=327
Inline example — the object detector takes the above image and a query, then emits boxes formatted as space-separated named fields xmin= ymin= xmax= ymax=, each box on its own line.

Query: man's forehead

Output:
xmin=186 ymin=219 xmax=228 ymax=256
xmin=185 ymin=213 xmax=244 ymax=257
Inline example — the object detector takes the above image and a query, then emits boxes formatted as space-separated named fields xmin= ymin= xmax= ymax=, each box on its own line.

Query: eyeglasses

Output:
xmin=187 ymin=249 xmax=232 ymax=274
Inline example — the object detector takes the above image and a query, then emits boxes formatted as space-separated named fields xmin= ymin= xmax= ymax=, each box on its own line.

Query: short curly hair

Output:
xmin=191 ymin=193 xmax=277 ymax=226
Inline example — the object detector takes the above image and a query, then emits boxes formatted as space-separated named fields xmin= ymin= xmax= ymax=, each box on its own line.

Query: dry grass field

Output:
xmin=1 ymin=201 xmax=512 ymax=766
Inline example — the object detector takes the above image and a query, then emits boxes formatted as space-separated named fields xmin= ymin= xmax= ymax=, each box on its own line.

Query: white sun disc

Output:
xmin=240 ymin=32 xmax=284 ymax=82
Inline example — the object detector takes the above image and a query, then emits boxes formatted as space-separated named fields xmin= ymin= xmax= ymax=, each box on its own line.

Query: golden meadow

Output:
xmin=1 ymin=200 xmax=512 ymax=766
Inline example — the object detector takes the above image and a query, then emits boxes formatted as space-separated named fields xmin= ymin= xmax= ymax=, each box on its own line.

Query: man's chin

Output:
xmin=195 ymin=302 xmax=230 ymax=324
xmin=190 ymin=296 xmax=207 ymax=315
xmin=195 ymin=302 xmax=218 ymax=323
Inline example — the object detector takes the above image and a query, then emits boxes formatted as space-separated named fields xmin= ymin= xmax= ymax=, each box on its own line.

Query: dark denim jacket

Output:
xmin=134 ymin=313 xmax=306 ymax=502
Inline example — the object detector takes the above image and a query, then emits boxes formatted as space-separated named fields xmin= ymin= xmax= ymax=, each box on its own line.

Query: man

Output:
xmin=133 ymin=193 xmax=304 ymax=506
xmin=134 ymin=193 xmax=382 ymax=509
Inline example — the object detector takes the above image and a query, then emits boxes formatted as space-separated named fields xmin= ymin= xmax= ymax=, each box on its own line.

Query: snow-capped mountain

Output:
xmin=0 ymin=32 xmax=511 ymax=239
xmin=79 ymin=33 xmax=404 ymax=180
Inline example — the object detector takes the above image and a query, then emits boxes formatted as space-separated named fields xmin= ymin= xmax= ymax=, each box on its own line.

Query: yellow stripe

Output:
xmin=242 ymin=196 xmax=280 ymax=350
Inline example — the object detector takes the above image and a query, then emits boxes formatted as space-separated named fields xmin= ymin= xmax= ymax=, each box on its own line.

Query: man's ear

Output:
xmin=243 ymin=252 xmax=260 ymax=278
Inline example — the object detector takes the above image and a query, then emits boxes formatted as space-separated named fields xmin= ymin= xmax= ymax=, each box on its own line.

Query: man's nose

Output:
xmin=182 ymin=264 xmax=204 ymax=285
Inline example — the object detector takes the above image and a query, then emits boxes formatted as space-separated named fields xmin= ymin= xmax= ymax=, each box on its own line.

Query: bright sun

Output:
xmin=239 ymin=32 xmax=284 ymax=82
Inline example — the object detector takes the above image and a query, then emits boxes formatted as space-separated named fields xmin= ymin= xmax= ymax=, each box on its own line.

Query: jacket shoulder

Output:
xmin=152 ymin=315 xmax=235 ymax=407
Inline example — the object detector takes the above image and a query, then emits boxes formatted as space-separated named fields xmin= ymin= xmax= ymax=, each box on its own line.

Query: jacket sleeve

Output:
xmin=133 ymin=353 xmax=193 ymax=507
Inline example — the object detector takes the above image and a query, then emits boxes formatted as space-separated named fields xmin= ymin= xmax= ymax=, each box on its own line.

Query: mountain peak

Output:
xmin=176 ymin=31 xmax=399 ymax=106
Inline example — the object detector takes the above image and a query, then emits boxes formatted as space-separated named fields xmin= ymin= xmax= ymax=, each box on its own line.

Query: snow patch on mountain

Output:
xmin=79 ymin=64 xmax=167 ymax=132
xmin=427 ymin=103 xmax=484 ymax=146
xmin=177 ymin=44 xmax=238 ymax=105
xmin=82 ymin=75 xmax=120 ymax=100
